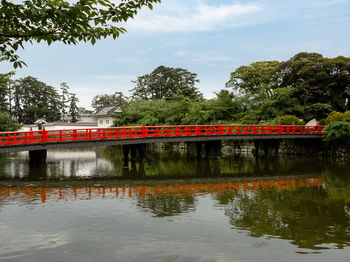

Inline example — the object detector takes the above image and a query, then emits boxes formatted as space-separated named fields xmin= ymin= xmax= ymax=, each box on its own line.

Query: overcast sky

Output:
xmin=1 ymin=0 xmax=350 ymax=109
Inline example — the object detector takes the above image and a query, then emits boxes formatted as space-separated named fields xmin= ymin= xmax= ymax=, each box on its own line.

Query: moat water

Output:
xmin=0 ymin=146 xmax=349 ymax=262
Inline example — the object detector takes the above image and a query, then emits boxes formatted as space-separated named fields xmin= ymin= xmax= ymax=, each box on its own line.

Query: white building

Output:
xmin=19 ymin=122 xmax=98 ymax=132
xmin=94 ymin=105 xmax=122 ymax=128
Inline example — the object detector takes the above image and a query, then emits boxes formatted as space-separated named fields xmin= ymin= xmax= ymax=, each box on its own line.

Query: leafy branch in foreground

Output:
xmin=0 ymin=0 xmax=161 ymax=68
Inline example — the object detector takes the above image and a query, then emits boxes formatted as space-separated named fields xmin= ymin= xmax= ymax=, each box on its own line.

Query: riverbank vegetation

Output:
xmin=113 ymin=52 xmax=350 ymax=126
xmin=1 ymin=52 xmax=350 ymax=132
xmin=0 ymin=73 xmax=81 ymax=129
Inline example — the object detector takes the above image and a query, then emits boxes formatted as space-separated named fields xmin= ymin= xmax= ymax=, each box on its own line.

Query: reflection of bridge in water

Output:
xmin=0 ymin=176 xmax=322 ymax=203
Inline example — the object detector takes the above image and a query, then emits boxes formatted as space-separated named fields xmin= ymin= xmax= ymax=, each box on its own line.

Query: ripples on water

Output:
xmin=0 ymin=147 xmax=350 ymax=262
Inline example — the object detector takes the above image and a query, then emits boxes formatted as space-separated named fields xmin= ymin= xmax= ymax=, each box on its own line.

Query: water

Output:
xmin=0 ymin=147 xmax=350 ymax=262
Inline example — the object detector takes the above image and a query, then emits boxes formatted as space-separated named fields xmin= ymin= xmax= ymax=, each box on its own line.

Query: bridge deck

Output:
xmin=0 ymin=124 xmax=325 ymax=153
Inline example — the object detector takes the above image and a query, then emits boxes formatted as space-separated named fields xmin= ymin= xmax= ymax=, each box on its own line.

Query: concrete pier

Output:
xmin=29 ymin=149 xmax=47 ymax=166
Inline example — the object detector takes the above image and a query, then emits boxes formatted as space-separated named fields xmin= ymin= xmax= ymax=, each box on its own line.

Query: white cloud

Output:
xmin=317 ymin=0 xmax=348 ymax=6
xmin=175 ymin=50 xmax=186 ymax=57
xmin=189 ymin=54 xmax=237 ymax=63
xmin=126 ymin=2 xmax=261 ymax=32
xmin=114 ymin=57 xmax=141 ymax=64
xmin=88 ymin=74 xmax=137 ymax=80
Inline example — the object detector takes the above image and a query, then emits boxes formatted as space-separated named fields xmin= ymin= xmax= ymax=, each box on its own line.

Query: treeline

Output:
xmin=0 ymin=73 xmax=80 ymax=131
xmin=91 ymin=53 xmax=350 ymax=126
xmin=2 ymin=52 xmax=350 ymax=132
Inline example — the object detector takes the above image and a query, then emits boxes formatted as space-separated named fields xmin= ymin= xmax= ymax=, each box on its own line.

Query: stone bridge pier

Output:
xmin=253 ymin=140 xmax=280 ymax=156
xmin=29 ymin=149 xmax=47 ymax=166
xmin=192 ymin=140 xmax=222 ymax=159
xmin=122 ymin=144 xmax=146 ymax=163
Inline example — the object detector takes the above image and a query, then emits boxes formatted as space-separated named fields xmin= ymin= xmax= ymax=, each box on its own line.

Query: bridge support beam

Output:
xmin=195 ymin=142 xmax=202 ymax=159
xmin=29 ymin=149 xmax=47 ymax=166
xmin=122 ymin=144 xmax=146 ymax=163
xmin=253 ymin=140 xmax=280 ymax=156
xmin=204 ymin=141 xmax=222 ymax=158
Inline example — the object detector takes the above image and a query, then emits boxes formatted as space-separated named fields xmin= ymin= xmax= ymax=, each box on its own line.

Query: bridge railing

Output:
xmin=0 ymin=124 xmax=326 ymax=146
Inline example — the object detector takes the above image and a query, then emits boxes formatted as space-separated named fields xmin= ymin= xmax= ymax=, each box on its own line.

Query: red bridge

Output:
xmin=0 ymin=124 xmax=325 ymax=153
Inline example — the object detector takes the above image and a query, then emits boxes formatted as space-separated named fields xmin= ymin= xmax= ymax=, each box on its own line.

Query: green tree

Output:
xmin=226 ymin=61 xmax=280 ymax=98
xmin=0 ymin=112 xmax=20 ymax=131
xmin=277 ymin=52 xmax=350 ymax=116
xmin=225 ymin=52 xmax=350 ymax=122
xmin=11 ymin=76 xmax=63 ymax=123
xmin=91 ymin=92 xmax=126 ymax=112
xmin=69 ymin=93 xmax=80 ymax=123
xmin=0 ymin=0 xmax=161 ymax=67
xmin=60 ymin=82 xmax=70 ymax=121
xmin=130 ymin=65 xmax=202 ymax=100
xmin=0 ymin=72 xmax=11 ymax=111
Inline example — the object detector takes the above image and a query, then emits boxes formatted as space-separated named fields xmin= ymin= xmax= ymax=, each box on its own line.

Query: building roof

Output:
xmin=94 ymin=105 xmax=122 ymax=117
xmin=34 ymin=118 xmax=47 ymax=124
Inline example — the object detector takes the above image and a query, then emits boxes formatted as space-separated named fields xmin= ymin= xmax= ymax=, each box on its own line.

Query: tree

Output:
xmin=0 ymin=112 xmax=20 ymax=131
xmin=60 ymin=82 xmax=70 ymax=121
xmin=11 ymin=76 xmax=63 ymax=123
xmin=130 ymin=65 xmax=202 ymax=100
xmin=226 ymin=53 xmax=350 ymax=122
xmin=0 ymin=71 xmax=14 ymax=112
xmin=69 ymin=93 xmax=80 ymax=123
xmin=226 ymin=61 xmax=280 ymax=98
xmin=277 ymin=52 xmax=350 ymax=116
xmin=0 ymin=0 xmax=161 ymax=67
xmin=91 ymin=91 xmax=126 ymax=112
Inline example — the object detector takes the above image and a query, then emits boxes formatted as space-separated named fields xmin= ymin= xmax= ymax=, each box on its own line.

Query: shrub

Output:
xmin=0 ymin=112 xmax=21 ymax=131
xmin=326 ymin=111 xmax=344 ymax=124
xmin=343 ymin=111 xmax=350 ymax=122
xmin=323 ymin=121 xmax=350 ymax=147
xmin=278 ymin=115 xmax=304 ymax=125
xmin=304 ymin=103 xmax=333 ymax=121
xmin=319 ymin=119 xmax=326 ymax=126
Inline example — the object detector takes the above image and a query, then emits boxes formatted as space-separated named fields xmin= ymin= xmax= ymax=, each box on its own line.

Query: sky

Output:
xmin=1 ymin=0 xmax=350 ymax=109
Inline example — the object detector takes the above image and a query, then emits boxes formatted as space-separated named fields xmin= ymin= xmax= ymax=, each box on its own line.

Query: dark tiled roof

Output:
xmin=94 ymin=105 xmax=122 ymax=117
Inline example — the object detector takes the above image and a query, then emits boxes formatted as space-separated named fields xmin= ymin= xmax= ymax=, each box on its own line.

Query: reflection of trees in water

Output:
xmin=217 ymin=188 xmax=350 ymax=249
xmin=136 ymin=193 xmax=197 ymax=217
xmin=322 ymin=163 xmax=350 ymax=203
xmin=100 ymin=145 xmax=329 ymax=179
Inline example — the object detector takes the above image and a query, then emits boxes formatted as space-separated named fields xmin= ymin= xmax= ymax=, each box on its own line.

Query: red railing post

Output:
xmin=73 ymin=129 xmax=77 ymax=140
xmin=41 ymin=129 xmax=47 ymax=142
xmin=218 ymin=124 xmax=223 ymax=135
xmin=29 ymin=131 xmax=33 ymax=142
xmin=142 ymin=126 xmax=146 ymax=137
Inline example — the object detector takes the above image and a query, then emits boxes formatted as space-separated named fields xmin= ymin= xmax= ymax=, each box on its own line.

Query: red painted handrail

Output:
xmin=0 ymin=125 xmax=326 ymax=146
